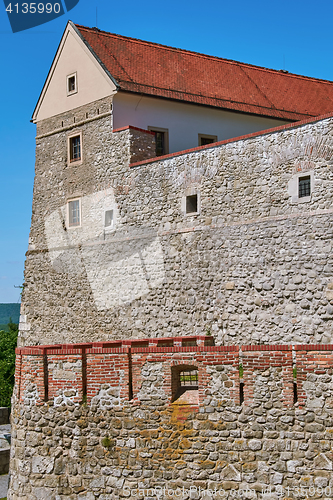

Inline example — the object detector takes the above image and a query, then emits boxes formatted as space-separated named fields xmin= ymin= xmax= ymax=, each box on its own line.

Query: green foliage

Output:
xmin=0 ymin=320 xmax=18 ymax=407
xmin=239 ymin=364 xmax=243 ymax=378
xmin=0 ymin=303 xmax=20 ymax=325
xmin=293 ymin=366 xmax=297 ymax=379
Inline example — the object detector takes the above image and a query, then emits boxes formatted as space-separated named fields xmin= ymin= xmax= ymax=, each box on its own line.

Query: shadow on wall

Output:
xmin=44 ymin=187 xmax=165 ymax=310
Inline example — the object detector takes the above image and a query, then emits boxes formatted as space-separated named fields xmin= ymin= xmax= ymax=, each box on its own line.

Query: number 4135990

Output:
xmin=5 ymin=3 xmax=61 ymax=13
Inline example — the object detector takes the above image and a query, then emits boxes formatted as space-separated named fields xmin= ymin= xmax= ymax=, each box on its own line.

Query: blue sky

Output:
xmin=0 ymin=0 xmax=333 ymax=303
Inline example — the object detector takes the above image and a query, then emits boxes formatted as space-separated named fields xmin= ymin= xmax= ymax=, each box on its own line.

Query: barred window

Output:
xmin=179 ymin=370 xmax=198 ymax=387
xmin=299 ymin=176 xmax=311 ymax=198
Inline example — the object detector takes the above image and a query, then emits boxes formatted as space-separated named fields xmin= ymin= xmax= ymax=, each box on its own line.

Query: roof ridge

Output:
xmin=75 ymin=23 xmax=333 ymax=85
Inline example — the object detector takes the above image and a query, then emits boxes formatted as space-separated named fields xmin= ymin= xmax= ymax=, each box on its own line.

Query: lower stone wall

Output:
xmin=8 ymin=399 xmax=333 ymax=499
xmin=8 ymin=339 xmax=333 ymax=499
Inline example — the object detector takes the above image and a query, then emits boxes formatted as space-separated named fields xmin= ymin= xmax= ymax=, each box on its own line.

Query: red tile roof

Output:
xmin=75 ymin=24 xmax=333 ymax=122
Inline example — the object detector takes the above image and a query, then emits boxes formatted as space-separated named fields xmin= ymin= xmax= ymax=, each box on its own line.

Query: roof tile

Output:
xmin=75 ymin=24 xmax=333 ymax=121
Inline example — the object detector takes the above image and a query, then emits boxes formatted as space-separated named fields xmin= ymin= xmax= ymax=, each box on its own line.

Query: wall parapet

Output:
xmin=14 ymin=338 xmax=333 ymax=410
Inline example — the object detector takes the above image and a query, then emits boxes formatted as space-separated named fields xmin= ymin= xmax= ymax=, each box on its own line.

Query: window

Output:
xmin=171 ymin=365 xmax=199 ymax=404
xmin=299 ymin=175 xmax=311 ymax=198
xmin=182 ymin=190 xmax=200 ymax=216
xmin=288 ymin=171 xmax=313 ymax=203
xmin=186 ymin=194 xmax=198 ymax=214
xmin=198 ymin=134 xmax=217 ymax=146
xmin=68 ymin=199 xmax=80 ymax=227
xmin=105 ymin=210 xmax=114 ymax=228
xmin=179 ymin=370 xmax=198 ymax=387
xmin=68 ymin=134 xmax=82 ymax=163
xmin=148 ymin=127 xmax=169 ymax=156
xmin=67 ymin=72 xmax=77 ymax=96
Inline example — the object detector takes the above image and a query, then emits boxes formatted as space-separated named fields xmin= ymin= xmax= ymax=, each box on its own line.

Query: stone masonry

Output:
xmin=11 ymin=97 xmax=333 ymax=499
xmin=19 ymin=106 xmax=333 ymax=348
xmin=8 ymin=339 xmax=333 ymax=499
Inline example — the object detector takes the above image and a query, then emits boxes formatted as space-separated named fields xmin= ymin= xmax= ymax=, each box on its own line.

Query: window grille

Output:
xmin=298 ymin=176 xmax=311 ymax=198
xmin=179 ymin=370 xmax=198 ymax=387
xmin=155 ymin=131 xmax=165 ymax=156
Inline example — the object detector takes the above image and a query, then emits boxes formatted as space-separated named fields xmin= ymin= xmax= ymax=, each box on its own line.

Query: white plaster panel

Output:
xmin=113 ymin=93 xmax=289 ymax=154
xmin=35 ymin=28 xmax=116 ymax=122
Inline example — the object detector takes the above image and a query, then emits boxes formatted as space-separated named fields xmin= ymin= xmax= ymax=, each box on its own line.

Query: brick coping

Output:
xmin=113 ymin=125 xmax=155 ymax=135
xmin=16 ymin=337 xmax=333 ymax=355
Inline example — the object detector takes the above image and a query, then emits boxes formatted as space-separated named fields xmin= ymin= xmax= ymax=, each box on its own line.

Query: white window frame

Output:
xmin=67 ymin=131 xmax=83 ymax=165
xmin=67 ymin=72 xmax=78 ymax=96
xmin=104 ymin=208 xmax=115 ymax=232
xmin=67 ymin=198 xmax=81 ymax=228
xmin=288 ymin=170 xmax=314 ymax=204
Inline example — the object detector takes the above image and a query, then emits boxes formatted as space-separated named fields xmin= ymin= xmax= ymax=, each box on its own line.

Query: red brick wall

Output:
xmin=295 ymin=345 xmax=333 ymax=407
xmin=47 ymin=350 xmax=82 ymax=404
xmin=14 ymin=339 xmax=333 ymax=409
xmin=86 ymin=348 xmax=129 ymax=403
xmin=15 ymin=348 xmax=45 ymax=405
xmin=242 ymin=345 xmax=294 ymax=407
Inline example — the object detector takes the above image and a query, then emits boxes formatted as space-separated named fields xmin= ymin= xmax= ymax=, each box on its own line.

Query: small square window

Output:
xmin=105 ymin=210 xmax=114 ymax=228
xmin=299 ymin=176 xmax=311 ymax=198
xmin=67 ymin=72 xmax=77 ymax=95
xmin=69 ymin=135 xmax=81 ymax=162
xmin=68 ymin=199 xmax=80 ymax=227
xmin=186 ymin=194 xmax=198 ymax=214
xmin=198 ymin=134 xmax=217 ymax=146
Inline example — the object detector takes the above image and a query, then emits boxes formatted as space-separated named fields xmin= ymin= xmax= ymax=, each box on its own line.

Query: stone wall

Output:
xmin=8 ymin=340 xmax=333 ymax=499
xmin=20 ymin=113 xmax=333 ymax=347
xmin=12 ymin=338 xmax=333 ymax=410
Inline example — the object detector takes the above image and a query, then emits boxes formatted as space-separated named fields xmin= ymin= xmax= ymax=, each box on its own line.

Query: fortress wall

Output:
xmin=242 ymin=346 xmax=294 ymax=408
xmin=295 ymin=346 xmax=333 ymax=408
xmin=20 ymin=114 xmax=333 ymax=347
xmin=9 ymin=340 xmax=333 ymax=500
xmin=13 ymin=339 xmax=333 ymax=410
xmin=86 ymin=348 xmax=130 ymax=405
xmin=47 ymin=350 xmax=83 ymax=406
xmin=15 ymin=349 xmax=45 ymax=406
